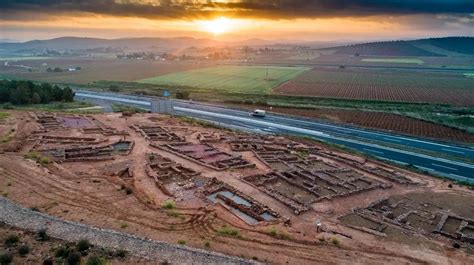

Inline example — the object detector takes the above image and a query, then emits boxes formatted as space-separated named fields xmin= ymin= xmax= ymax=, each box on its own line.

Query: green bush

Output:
xmin=175 ymin=91 xmax=190 ymax=100
xmin=66 ymin=251 xmax=81 ymax=265
xmin=86 ymin=255 xmax=107 ymax=265
xmin=54 ymin=246 xmax=70 ymax=258
xmin=4 ymin=235 xmax=19 ymax=247
xmin=204 ymin=241 xmax=210 ymax=248
xmin=18 ymin=245 xmax=29 ymax=256
xmin=0 ymin=252 xmax=13 ymax=265
xmin=162 ymin=200 xmax=175 ymax=210
xmin=37 ymin=229 xmax=49 ymax=241
xmin=42 ymin=257 xmax=54 ymax=265
xmin=216 ymin=226 xmax=240 ymax=238
xmin=177 ymin=240 xmax=186 ymax=245
xmin=114 ymin=249 xmax=127 ymax=258
xmin=332 ymin=237 xmax=340 ymax=245
xmin=76 ymin=239 xmax=91 ymax=252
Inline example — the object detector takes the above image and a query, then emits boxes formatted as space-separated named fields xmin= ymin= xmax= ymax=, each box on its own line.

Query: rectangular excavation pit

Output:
xmin=132 ymin=124 xmax=184 ymax=142
xmin=157 ymin=142 xmax=254 ymax=171
xmin=146 ymin=153 xmax=202 ymax=196
xmin=245 ymin=169 xmax=387 ymax=213
xmin=202 ymin=178 xmax=280 ymax=225
xmin=39 ymin=140 xmax=133 ymax=162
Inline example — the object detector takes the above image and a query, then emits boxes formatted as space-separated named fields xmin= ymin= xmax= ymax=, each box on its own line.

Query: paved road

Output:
xmin=74 ymin=91 xmax=474 ymax=183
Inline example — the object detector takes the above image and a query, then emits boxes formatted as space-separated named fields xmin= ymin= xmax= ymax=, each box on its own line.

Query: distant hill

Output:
xmin=332 ymin=37 xmax=474 ymax=57
xmin=0 ymin=37 xmax=274 ymax=53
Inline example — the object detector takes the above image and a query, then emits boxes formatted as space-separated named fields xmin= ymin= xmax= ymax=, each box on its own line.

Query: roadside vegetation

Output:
xmin=0 ymin=80 xmax=74 ymax=105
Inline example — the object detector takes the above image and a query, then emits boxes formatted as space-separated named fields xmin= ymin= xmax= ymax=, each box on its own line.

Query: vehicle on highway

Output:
xmin=251 ymin=109 xmax=266 ymax=118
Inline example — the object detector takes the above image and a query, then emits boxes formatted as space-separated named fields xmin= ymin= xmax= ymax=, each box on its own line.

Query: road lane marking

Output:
xmin=363 ymin=148 xmax=385 ymax=155
xmin=431 ymin=163 xmax=458 ymax=171
xmin=441 ymin=148 xmax=465 ymax=155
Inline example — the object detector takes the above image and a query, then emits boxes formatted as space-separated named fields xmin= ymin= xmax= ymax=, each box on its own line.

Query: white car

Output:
xmin=251 ymin=109 xmax=266 ymax=118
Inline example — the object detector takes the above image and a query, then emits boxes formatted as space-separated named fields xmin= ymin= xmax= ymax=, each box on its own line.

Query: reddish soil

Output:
xmin=1 ymin=111 xmax=473 ymax=264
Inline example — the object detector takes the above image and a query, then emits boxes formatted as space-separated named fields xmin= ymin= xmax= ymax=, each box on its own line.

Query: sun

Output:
xmin=197 ymin=17 xmax=234 ymax=35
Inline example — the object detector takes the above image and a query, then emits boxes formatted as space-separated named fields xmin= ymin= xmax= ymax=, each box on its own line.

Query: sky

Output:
xmin=1 ymin=0 xmax=474 ymax=42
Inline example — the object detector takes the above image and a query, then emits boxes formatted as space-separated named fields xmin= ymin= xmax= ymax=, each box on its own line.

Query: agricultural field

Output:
xmin=361 ymin=58 xmax=424 ymax=64
xmin=138 ymin=65 xmax=309 ymax=94
xmin=274 ymin=67 xmax=474 ymax=106
xmin=0 ymin=58 xmax=212 ymax=84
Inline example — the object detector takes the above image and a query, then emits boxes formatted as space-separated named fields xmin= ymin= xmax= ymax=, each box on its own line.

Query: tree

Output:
xmin=32 ymin=92 xmax=41 ymax=104
xmin=62 ymin=86 xmax=75 ymax=102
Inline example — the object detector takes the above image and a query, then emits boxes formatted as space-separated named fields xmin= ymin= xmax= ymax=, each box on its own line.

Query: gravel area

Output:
xmin=0 ymin=196 xmax=257 ymax=264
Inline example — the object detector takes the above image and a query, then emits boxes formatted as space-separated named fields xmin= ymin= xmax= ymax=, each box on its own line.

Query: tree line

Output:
xmin=0 ymin=80 xmax=75 ymax=105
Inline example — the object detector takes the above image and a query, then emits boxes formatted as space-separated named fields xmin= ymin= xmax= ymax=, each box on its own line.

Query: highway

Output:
xmin=75 ymin=91 xmax=474 ymax=183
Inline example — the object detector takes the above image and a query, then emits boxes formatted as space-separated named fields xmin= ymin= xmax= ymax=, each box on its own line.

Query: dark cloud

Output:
xmin=1 ymin=0 xmax=474 ymax=20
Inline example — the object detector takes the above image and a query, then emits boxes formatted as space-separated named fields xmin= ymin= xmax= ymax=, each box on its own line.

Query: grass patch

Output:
xmin=111 ymin=103 xmax=147 ymax=113
xmin=216 ymin=225 xmax=241 ymax=238
xmin=162 ymin=200 xmax=175 ymax=210
xmin=267 ymin=226 xmax=292 ymax=240
xmin=0 ymin=112 xmax=9 ymax=121
xmin=138 ymin=65 xmax=309 ymax=94
xmin=24 ymin=151 xmax=52 ymax=165
xmin=362 ymin=58 xmax=424 ymax=64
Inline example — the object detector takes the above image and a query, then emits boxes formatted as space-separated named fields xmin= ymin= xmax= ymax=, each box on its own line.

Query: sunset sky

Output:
xmin=1 ymin=0 xmax=474 ymax=42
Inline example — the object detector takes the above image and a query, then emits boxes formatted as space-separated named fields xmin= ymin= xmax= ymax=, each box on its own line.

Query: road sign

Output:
xmin=163 ymin=90 xmax=170 ymax=97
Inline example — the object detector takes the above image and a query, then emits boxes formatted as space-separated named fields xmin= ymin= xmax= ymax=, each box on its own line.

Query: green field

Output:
xmin=137 ymin=65 xmax=309 ymax=94
xmin=362 ymin=58 xmax=424 ymax=64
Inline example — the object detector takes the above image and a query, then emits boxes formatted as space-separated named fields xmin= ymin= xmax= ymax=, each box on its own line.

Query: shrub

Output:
xmin=37 ymin=229 xmax=49 ymax=241
xmin=55 ymin=246 xmax=70 ymax=258
xmin=318 ymin=237 xmax=326 ymax=243
xmin=204 ymin=241 xmax=210 ymax=248
xmin=332 ymin=237 xmax=340 ymax=245
xmin=124 ymin=187 xmax=133 ymax=195
xmin=162 ymin=200 xmax=175 ymax=210
xmin=0 ymin=252 xmax=13 ymax=265
xmin=39 ymin=157 xmax=51 ymax=165
xmin=114 ymin=249 xmax=127 ymax=258
xmin=4 ymin=235 xmax=19 ymax=247
xmin=216 ymin=226 xmax=240 ymax=238
xmin=120 ymin=223 xmax=128 ymax=229
xmin=175 ymin=91 xmax=190 ymax=100
xmin=42 ymin=257 xmax=54 ymax=265
xmin=267 ymin=226 xmax=291 ymax=240
xmin=177 ymin=240 xmax=186 ymax=245
xmin=66 ymin=251 xmax=82 ymax=265
xmin=18 ymin=245 xmax=29 ymax=256
xmin=76 ymin=239 xmax=91 ymax=252
xmin=86 ymin=255 xmax=107 ymax=265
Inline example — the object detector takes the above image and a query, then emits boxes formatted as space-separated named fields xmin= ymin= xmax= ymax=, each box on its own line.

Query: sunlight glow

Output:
xmin=197 ymin=17 xmax=235 ymax=35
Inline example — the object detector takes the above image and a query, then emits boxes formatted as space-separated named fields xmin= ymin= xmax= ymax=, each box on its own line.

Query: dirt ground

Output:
xmin=0 ymin=110 xmax=473 ymax=264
